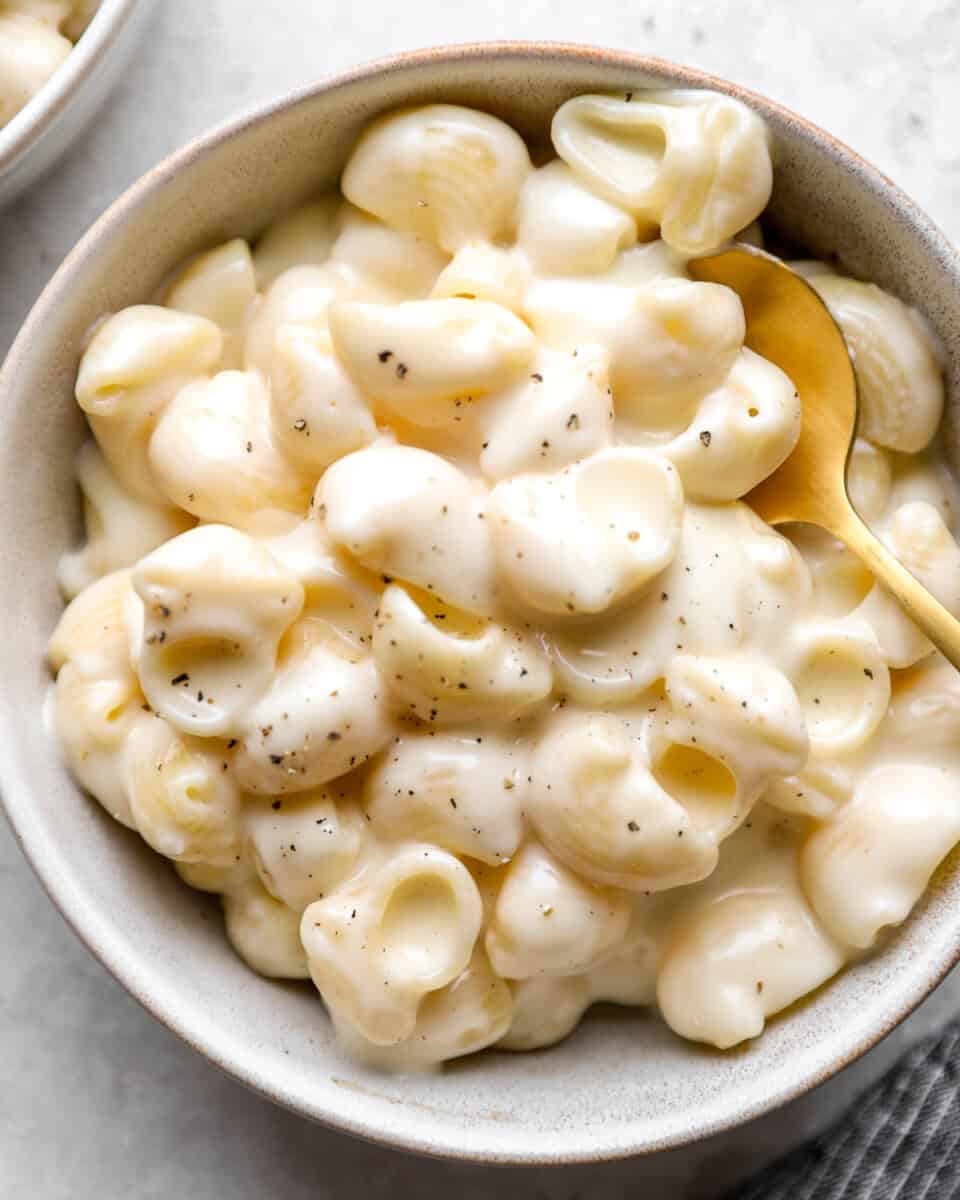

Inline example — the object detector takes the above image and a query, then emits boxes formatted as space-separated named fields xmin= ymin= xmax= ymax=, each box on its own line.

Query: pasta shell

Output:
xmin=485 ymin=843 xmax=630 ymax=980
xmin=301 ymin=845 xmax=483 ymax=1045
xmin=552 ymin=90 xmax=773 ymax=254
xmin=232 ymin=641 xmax=393 ymax=795
xmin=269 ymin=323 xmax=377 ymax=475
xmin=125 ymin=717 xmax=241 ymax=867
xmin=331 ymin=205 xmax=449 ymax=299
xmin=133 ymin=524 xmax=304 ymax=738
xmin=529 ymin=712 xmax=719 ymax=893
xmin=489 ymin=447 xmax=683 ymax=616
xmin=76 ymin=306 xmax=223 ymax=502
xmin=327 ymin=298 xmax=535 ymax=428
xmin=364 ymin=732 xmax=527 ymax=866
xmin=657 ymin=889 xmax=844 ymax=1048
xmin=431 ymin=243 xmax=531 ymax=314
xmin=244 ymin=784 xmax=367 ymax=911
xmin=801 ymin=764 xmax=960 ymax=949
xmin=252 ymin=198 xmax=341 ymax=288
xmin=341 ymin=948 xmax=513 ymax=1070
xmin=846 ymin=438 xmax=893 ymax=526
xmin=342 ymin=104 xmax=531 ymax=253
xmin=479 ymin=345 xmax=613 ymax=482
xmin=0 ymin=12 xmax=71 ymax=126
xmin=782 ymin=619 xmax=890 ymax=756
xmin=57 ymin=441 xmax=194 ymax=600
xmin=224 ymin=880 xmax=310 ymax=979
xmin=370 ymin=584 xmax=552 ymax=725
xmin=320 ymin=442 xmax=497 ymax=615
xmin=148 ymin=369 xmax=312 ymax=526
xmin=662 ymin=348 xmax=800 ymax=501
xmin=811 ymin=276 xmax=944 ymax=452
xmin=525 ymin=276 xmax=743 ymax=430
xmin=516 ymin=159 xmax=637 ymax=275
xmin=499 ymin=975 xmax=591 ymax=1052
xmin=165 ymin=239 xmax=257 ymax=370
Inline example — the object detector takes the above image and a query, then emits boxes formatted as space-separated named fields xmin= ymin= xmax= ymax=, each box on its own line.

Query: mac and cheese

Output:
xmin=0 ymin=1 xmax=100 ymax=129
xmin=49 ymin=90 xmax=960 ymax=1069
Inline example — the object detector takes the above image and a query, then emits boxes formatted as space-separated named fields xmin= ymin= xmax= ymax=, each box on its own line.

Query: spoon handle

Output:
xmin=836 ymin=507 xmax=960 ymax=672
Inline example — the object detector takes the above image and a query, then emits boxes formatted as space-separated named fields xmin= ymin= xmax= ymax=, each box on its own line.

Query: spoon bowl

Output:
xmin=690 ymin=245 xmax=960 ymax=670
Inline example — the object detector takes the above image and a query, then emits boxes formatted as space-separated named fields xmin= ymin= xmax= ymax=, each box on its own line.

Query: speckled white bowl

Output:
xmin=0 ymin=0 xmax=153 ymax=205
xmin=2 ymin=43 xmax=959 ymax=1165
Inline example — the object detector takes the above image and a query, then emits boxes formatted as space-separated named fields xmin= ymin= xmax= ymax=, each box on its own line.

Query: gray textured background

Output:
xmin=3 ymin=2 xmax=960 ymax=1196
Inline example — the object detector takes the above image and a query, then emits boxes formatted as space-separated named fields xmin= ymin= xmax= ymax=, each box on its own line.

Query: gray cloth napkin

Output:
xmin=735 ymin=1022 xmax=960 ymax=1198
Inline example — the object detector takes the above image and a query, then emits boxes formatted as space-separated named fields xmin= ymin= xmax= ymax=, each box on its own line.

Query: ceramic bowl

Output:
xmin=0 ymin=0 xmax=153 ymax=206
xmin=2 ymin=43 xmax=959 ymax=1165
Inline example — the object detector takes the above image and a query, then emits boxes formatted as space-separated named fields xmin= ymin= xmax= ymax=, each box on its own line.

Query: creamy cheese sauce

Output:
xmin=48 ymin=91 xmax=960 ymax=1069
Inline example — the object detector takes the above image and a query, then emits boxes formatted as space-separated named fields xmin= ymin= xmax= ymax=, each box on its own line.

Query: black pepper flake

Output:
xmin=171 ymin=673 xmax=189 ymax=686
xmin=378 ymin=349 xmax=393 ymax=362
xmin=227 ymin=739 xmax=237 ymax=749
xmin=566 ymin=413 xmax=580 ymax=430
xmin=864 ymin=668 xmax=874 ymax=679
xmin=661 ymin=591 xmax=669 ymax=602
xmin=327 ymin=731 xmax=342 ymax=741
xmin=396 ymin=362 xmax=408 ymax=379
xmin=457 ymin=682 xmax=469 ymax=690
xmin=699 ymin=430 xmax=712 ymax=447
xmin=449 ymin=797 xmax=457 ymax=809
xmin=293 ymin=418 xmax=308 ymax=432
xmin=272 ymin=800 xmax=282 ymax=810
xmin=270 ymin=754 xmax=285 ymax=765
xmin=627 ymin=820 xmax=640 ymax=832
xmin=245 ymin=440 xmax=253 ymax=453
xmin=530 ymin=372 xmax=543 ymax=382
xmin=625 ymin=91 xmax=634 ymax=101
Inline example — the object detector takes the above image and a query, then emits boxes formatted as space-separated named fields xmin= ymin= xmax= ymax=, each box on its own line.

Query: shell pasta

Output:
xmin=0 ymin=1 xmax=101 ymax=128
xmin=49 ymin=90 xmax=960 ymax=1070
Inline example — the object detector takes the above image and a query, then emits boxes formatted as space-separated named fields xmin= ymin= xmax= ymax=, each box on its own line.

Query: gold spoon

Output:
xmin=689 ymin=244 xmax=960 ymax=670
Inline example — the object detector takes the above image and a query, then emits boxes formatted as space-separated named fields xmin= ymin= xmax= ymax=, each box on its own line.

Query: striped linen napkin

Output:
xmin=735 ymin=1022 xmax=960 ymax=1198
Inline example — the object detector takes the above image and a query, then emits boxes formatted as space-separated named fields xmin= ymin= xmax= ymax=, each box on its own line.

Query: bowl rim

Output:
xmin=3 ymin=39 xmax=960 ymax=1165
xmin=0 ymin=0 xmax=140 ymax=174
